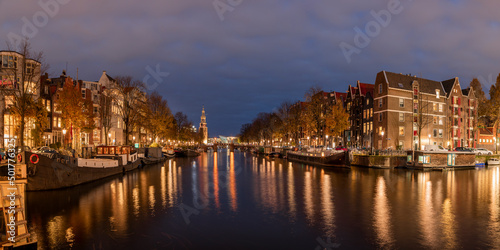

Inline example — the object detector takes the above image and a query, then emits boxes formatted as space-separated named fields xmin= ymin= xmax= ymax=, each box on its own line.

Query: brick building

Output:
xmin=372 ymin=71 xmax=477 ymax=150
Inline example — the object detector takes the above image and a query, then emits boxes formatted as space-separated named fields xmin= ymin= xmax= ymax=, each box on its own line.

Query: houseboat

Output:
xmin=406 ymin=150 xmax=476 ymax=170
xmin=25 ymin=145 xmax=140 ymax=191
xmin=287 ymin=150 xmax=348 ymax=167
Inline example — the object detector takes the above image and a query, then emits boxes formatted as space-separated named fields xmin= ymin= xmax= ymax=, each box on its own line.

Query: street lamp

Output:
xmin=62 ymin=129 xmax=67 ymax=148
xmin=380 ymin=131 xmax=384 ymax=149
xmin=108 ymin=133 xmax=111 ymax=145
xmin=325 ymin=135 xmax=329 ymax=148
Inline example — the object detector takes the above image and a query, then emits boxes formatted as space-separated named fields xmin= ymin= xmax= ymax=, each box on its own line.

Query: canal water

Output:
xmin=26 ymin=149 xmax=500 ymax=249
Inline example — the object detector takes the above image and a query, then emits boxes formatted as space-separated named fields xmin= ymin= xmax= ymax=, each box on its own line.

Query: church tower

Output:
xmin=199 ymin=106 xmax=208 ymax=144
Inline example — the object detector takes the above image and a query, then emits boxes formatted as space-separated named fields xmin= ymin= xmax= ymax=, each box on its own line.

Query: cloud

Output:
xmin=1 ymin=0 xmax=499 ymax=135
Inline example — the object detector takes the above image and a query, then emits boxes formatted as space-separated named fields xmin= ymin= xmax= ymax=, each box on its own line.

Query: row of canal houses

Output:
xmin=321 ymin=71 xmax=485 ymax=151
xmin=0 ymin=50 xmax=151 ymax=148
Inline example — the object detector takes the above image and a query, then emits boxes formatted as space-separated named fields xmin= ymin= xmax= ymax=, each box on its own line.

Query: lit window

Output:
xmin=436 ymin=89 xmax=440 ymax=99
xmin=439 ymin=117 xmax=443 ymax=125
xmin=439 ymin=104 xmax=443 ymax=112
xmin=439 ymin=129 xmax=443 ymax=138
xmin=399 ymin=126 xmax=405 ymax=136
xmin=433 ymin=103 xmax=437 ymax=111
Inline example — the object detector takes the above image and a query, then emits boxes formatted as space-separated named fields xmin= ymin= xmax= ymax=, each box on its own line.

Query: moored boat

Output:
xmin=487 ymin=158 xmax=500 ymax=166
xmin=287 ymin=150 xmax=348 ymax=167
xmin=25 ymin=145 xmax=140 ymax=191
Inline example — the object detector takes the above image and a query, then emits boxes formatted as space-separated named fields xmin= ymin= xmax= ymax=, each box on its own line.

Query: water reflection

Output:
xmin=228 ymin=152 xmax=238 ymax=211
xmin=320 ymin=171 xmax=335 ymax=238
xmin=373 ymin=176 xmax=394 ymax=248
xmin=25 ymin=151 xmax=500 ymax=249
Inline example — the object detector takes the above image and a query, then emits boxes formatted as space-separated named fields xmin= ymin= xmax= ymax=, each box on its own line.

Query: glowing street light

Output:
xmin=62 ymin=129 xmax=67 ymax=148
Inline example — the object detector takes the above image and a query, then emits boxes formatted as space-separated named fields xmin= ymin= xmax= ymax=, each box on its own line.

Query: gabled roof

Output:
xmin=334 ymin=92 xmax=347 ymax=101
xmin=441 ymin=78 xmax=456 ymax=97
xmin=480 ymin=128 xmax=494 ymax=135
xmin=462 ymin=88 xmax=470 ymax=96
xmin=357 ymin=82 xmax=374 ymax=97
xmin=380 ymin=71 xmax=444 ymax=95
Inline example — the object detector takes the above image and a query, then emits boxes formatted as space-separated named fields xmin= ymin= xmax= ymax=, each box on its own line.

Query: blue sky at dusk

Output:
xmin=1 ymin=0 xmax=499 ymax=136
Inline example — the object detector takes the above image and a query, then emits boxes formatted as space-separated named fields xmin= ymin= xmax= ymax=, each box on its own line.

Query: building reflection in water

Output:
xmin=489 ymin=167 xmax=500 ymax=247
xmin=418 ymin=172 xmax=438 ymax=248
xmin=213 ymin=152 xmax=220 ymax=209
xmin=29 ymin=151 xmax=500 ymax=249
xmin=228 ymin=152 xmax=238 ymax=211
xmin=304 ymin=169 xmax=314 ymax=224
xmin=287 ymin=162 xmax=296 ymax=219
xmin=373 ymin=176 xmax=394 ymax=248
xmin=320 ymin=170 xmax=335 ymax=238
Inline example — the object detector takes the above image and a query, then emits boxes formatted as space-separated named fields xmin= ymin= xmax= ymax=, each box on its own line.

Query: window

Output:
xmin=363 ymin=123 xmax=366 ymax=133
xmin=379 ymin=126 xmax=382 ymax=133
xmin=433 ymin=103 xmax=437 ymax=111
xmin=2 ymin=55 xmax=17 ymax=68
xmin=93 ymin=107 xmax=98 ymax=113
xmin=399 ymin=113 xmax=404 ymax=122
xmin=439 ymin=104 xmax=443 ymax=112
xmin=58 ymin=117 xmax=61 ymax=128
xmin=82 ymin=90 xmax=86 ymax=99
xmin=433 ymin=129 xmax=437 ymax=138
xmin=399 ymin=140 xmax=404 ymax=147
xmin=379 ymin=84 xmax=382 ymax=94
xmin=433 ymin=117 xmax=438 ymax=125
xmin=399 ymin=126 xmax=405 ymax=136
xmin=399 ymin=98 xmax=404 ymax=108
xmin=436 ymin=90 xmax=440 ymax=99
xmin=53 ymin=117 xmax=57 ymax=128
xmin=379 ymin=113 xmax=382 ymax=122
xmin=379 ymin=99 xmax=383 ymax=108
xmin=439 ymin=117 xmax=443 ymax=125
xmin=46 ymin=100 xmax=51 ymax=112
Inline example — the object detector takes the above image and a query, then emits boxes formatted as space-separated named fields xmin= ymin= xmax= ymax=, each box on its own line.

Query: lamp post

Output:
xmin=62 ymin=129 xmax=67 ymax=148
xmin=428 ymin=134 xmax=431 ymax=147
xmin=108 ymin=133 xmax=111 ymax=145
xmin=325 ymin=135 xmax=329 ymax=148
xmin=495 ymin=137 xmax=497 ymax=155
xmin=307 ymin=136 xmax=310 ymax=147
xmin=380 ymin=131 xmax=384 ymax=149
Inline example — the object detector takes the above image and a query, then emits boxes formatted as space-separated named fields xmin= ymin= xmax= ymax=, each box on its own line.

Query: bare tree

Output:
xmin=416 ymin=94 xmax=432 ymax=150
xmin=112 ymin=76 xmax=146 ymax=145
xmin=0 ymin=39 xmax=48 ymax=148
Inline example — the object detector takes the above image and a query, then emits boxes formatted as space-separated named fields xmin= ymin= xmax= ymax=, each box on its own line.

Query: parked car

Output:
xmin=475 ymin=148 xmax=493 ymax=155
xmin=454 ymin=147 xmax=474 ymax=152
xmin=424 ymin=145 xmax=448 ymax=152
xmin=335 ymin=146 xmax=348 ymax=151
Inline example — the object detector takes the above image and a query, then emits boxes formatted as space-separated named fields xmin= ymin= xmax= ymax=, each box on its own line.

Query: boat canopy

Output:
xmin=96 ymin=145 xmax=133 ymax=155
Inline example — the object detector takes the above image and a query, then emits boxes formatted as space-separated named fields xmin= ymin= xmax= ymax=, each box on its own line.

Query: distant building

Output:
xmin=199 ymin=106 xmax=208 ymax=144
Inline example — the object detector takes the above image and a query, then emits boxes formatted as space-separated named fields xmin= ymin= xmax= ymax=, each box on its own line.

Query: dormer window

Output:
xmin=398 ymin=83 xmax=403 ymax=88
xmin=436 ymin=89 xmax=440 ymax=99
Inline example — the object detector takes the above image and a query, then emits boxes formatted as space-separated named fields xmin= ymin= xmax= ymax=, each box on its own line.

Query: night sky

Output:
xmin=1 ymin=0 xmax=499 ymax=136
